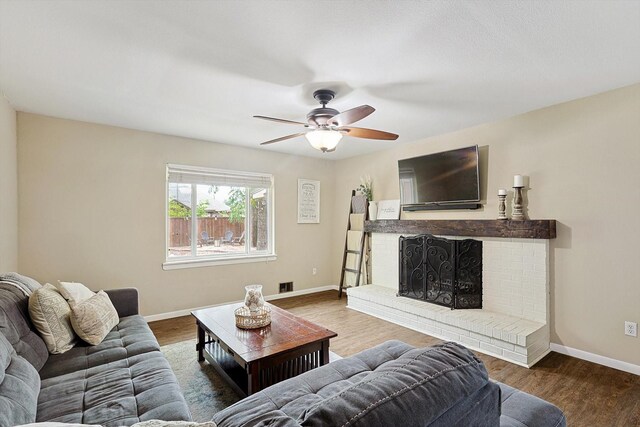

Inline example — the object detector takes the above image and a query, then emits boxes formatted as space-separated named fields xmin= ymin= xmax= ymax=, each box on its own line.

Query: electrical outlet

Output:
xmin=625 ymin=321 xmax=637 ymax=337
xmin=312 ymin=267 xmax=317 ymax=276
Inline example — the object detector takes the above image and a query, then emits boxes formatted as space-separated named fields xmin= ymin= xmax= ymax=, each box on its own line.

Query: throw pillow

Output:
xmin=28 ymin=284 xmax=77 ymax=354
xmin=54 ymin=281 xmax=95 ymax=305
xmin=70 ymin=291 xmax=119 ymax=345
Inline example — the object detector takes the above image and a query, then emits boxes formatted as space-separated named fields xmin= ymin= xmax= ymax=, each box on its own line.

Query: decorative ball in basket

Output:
xmin=244 ymin=284 xmax=265 ymax=312
xmin=236 ymin=284 xmax=271 ymax=329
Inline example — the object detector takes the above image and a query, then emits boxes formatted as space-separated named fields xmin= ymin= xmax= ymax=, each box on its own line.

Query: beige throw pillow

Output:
xmin=54 ymin=281 xmax=95 ymax=305
xmin=70 ymin=290 xmax=119 ymax=345
xmin=28 ymin=283 xmax=77 ymax=354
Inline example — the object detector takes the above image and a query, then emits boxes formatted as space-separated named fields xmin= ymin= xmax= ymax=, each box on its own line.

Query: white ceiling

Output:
xmin=1 ymin=1 xmax=639 ymax=159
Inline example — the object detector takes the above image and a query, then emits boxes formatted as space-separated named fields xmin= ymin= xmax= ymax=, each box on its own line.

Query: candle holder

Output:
xmin=498 ymin=194 xmax=508 ymax=220
xmin=512 ymin=186 xmax=525 ymax=220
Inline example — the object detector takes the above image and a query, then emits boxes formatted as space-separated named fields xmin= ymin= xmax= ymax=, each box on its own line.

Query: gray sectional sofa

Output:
xmin=0 ymin=282 xmax=191 ymax=427
xmin=213 ymin=340 xmax=566 ymax=427
xmin=1 ymin=275 xmax=565 ymax=427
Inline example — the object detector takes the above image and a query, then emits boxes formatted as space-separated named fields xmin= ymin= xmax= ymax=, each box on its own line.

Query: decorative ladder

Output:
xmin=338 ymin=191 xmax=369 ymax=299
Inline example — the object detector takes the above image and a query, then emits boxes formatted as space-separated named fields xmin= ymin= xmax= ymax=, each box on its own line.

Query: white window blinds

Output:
xmin=167 ymin=164 xmax=273 ymax=188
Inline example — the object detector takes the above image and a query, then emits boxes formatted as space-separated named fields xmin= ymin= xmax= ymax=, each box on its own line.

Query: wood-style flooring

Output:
xmin=150 ymin=290 xmax=640 ymax=427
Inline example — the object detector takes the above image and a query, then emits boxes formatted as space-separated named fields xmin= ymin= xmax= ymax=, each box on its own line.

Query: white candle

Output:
xmin=498 ymin=188 xmax=507 ymax=196
xmin=513 ymin=175 xmax=524 ymax=187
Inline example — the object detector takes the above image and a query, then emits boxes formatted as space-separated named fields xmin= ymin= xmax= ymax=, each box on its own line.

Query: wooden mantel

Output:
xmin=364 ymin=219 xmax=556 ymax=239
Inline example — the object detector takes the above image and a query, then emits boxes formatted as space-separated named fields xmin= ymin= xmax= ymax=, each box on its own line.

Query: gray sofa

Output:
xmin=0 ymin=282 xmax=191 ymax=427
xmin=212 ymin=340 xmax=566 ymax=427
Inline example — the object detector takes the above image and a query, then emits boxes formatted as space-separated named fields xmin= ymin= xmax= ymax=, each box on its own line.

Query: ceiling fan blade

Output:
xmin=259 ymin=132 xmax=306 ymax=145
xmin=339 ymin=126 xmax=399 ymax=140
xmin=254 ymin=115 xmax=308 ymax=126
xmin=328 ymin=105 xmax=375 ymax=126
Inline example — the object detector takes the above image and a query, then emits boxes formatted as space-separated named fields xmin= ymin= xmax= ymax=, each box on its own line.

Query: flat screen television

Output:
xmin=398 ymin=145 xmax=480 ymax=209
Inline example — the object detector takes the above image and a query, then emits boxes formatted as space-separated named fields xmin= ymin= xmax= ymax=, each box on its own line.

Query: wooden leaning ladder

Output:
xmin=338 ymin=190 xmax=369 ymax=299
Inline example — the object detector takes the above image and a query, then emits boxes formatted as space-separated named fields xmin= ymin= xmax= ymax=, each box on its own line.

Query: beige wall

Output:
xmin=15 ymin=84 xmax=640 ymax=367
xmin=332 ymin=84 xmax=640 ymax=366
xmin=0 ymin=96 xmax=18 ymax=271
xmin=18 ymin=114 xmax=335 ymax=316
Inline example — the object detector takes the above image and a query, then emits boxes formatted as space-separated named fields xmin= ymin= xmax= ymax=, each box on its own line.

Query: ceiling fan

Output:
xmin=254 ymin=89 xmax=398 ymax=153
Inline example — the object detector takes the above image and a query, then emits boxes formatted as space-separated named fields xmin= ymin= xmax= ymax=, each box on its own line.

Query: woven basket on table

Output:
xmin=235 ymin=306 xmax=271 ymax=329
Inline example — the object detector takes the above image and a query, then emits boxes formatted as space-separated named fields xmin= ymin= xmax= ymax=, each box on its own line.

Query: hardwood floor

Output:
xmin=150 ymin=290 xmax=640 ymax=427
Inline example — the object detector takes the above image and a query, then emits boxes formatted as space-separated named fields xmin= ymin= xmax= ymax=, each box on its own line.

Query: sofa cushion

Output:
xmin=499 ymin=382 xmax=567 ymax=427
xmin=0 ymin=283 xmax=49 ymax=370
xmin=301 ymin=342 xmax=491 ymax=426
xmin=70 ymin=291 xmax=119 ymax=345
xmin=132 ymin=421 xmax=217 ymax=427
xmin=428 ymin=382 xmax=501 ymax=426
xmin=0 ymin=332 xmax=41 ymax=426
xmin=39 ymin=315 xmax=162 ymax=380
xmin=213 ymin=340 xmax=494 ymax=427
xmin=213 ymin=340 xmax=414 ymax=426
xmin=29 ymin=284 xmax=77 ymax=354
xmin=15 ymin=421 xmax=215 ymax=427
xmin=37 ymin=350 xmax=191 ymax=427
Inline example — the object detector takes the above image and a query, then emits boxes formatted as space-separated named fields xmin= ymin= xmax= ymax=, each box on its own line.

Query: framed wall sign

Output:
xmin=377 ymin=199 xmax=401 ymax=220
xmin=297 ymin=179 xmax=320 ymax=223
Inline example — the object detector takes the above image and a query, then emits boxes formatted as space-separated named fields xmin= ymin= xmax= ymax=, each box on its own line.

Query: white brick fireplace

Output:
xmin=347 ymin=230 xmax=552 ymax=367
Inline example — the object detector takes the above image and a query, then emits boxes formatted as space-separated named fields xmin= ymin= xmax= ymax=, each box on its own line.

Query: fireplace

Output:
xmin=349 ymin=220 xmax=555 ymax=366
xmin=399 ymin=234 xmax=482 ymax=309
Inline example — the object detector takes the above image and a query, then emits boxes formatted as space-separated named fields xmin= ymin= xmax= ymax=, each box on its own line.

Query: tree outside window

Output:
xmin=166 ymin=165 xmax=273 ymax=262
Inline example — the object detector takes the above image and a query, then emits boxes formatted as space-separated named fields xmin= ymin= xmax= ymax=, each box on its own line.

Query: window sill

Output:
xmin=162 ymin=254 xmax=277 ymax=270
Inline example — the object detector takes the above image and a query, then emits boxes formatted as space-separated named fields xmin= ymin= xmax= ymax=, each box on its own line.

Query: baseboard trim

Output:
xmin=549 ymin=343 xmax=640 ymax=376
xmin=144 ymin=285 xmax=339 ymax=322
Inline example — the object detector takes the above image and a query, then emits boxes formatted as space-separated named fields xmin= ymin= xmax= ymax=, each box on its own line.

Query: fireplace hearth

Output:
xmin=399 ymin=234 xmax=482 ymax=309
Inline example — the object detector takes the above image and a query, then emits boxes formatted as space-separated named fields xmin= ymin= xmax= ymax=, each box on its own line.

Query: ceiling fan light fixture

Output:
xmin=255 ymin=88 xmax=397 ymax=149
xmin=305 ymin=129 xmax=342 ymax=152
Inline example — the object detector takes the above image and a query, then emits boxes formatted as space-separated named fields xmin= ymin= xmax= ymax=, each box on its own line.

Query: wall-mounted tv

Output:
xmin=398 ymin=145 xmax=480 ymax=210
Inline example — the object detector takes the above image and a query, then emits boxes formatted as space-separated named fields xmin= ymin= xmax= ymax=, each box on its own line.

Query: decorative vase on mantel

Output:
xmin=368 ymin=201 xmax=378 ymax=221
xmin=244 ymin=284 xmax=265 ymax=314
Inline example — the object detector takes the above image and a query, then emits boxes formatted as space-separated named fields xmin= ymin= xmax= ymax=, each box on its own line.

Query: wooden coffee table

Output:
xmin=191 ymin=302 xmax=337 ymax=397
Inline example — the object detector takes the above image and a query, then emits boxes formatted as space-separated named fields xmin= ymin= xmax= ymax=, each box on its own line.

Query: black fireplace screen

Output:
xmin=399 ymin=234 xmax=482 ymax=309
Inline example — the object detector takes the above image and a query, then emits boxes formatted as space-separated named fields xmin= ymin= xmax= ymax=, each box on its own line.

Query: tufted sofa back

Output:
xmin=0 ymin=283 xmax=49 ymax=370
xmin=0 ymin=332 xmax=41 ymax=426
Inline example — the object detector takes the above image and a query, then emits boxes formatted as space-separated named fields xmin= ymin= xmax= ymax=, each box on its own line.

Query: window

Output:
xmin=164 ymin=164 xmax=275 ymax=268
